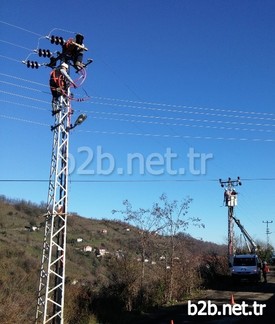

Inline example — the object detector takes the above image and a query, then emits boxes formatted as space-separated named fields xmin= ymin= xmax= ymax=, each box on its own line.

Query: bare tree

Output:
xmin=113 ymin=193 xmax=204 ymax=303
xmin=152 ymin=193 xmax=204 ymax=302
xmin=112 ymin=199 xmax=163 ymax=290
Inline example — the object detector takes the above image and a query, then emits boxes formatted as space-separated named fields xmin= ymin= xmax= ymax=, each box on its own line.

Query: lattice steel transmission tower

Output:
xmin=23 ymin=32 xmax=91 ymax=324
xmin=219 ymin=177 xmax=242 ymax=265
xmin=35 ymin=94 xmax=87 ymax=324
xmin=35 ymin=94 xmax=71 ymax=323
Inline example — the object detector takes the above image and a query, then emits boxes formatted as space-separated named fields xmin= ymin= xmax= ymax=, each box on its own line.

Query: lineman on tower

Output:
xmin=49 ymin=62 xmax=77 ymax=114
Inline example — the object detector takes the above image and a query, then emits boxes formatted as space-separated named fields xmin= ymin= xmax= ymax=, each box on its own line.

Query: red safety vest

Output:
xmin=50 ymin=68 xmax=65 ymax=91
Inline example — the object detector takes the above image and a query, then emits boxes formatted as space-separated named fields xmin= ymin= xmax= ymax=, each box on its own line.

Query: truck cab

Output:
xmin=231 ymin=254 xmax=262 ymax=282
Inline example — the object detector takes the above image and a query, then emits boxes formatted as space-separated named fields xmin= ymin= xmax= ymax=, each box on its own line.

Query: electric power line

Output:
xmin=90 ymin=115 xmax=275 ymax=134
xmin=1 ymin=178 xmax=275 ymax=183
xmin=3 ymin=83 xmax=275 ymax=135
xmin=0 ymin=39 xmax=33 ymax=51
xmin=80 ymin=129 xmax=275 ymax=142
xmin=0 ymin=20 xmax=43 ymax=37
xmin=2 ymin=79 xmax=275 ymax=130
xmin=2 ymin=70 xmax=275 ymax=121
xmin=1 ymin=112 xmax=275 ymax=142
xmin=2 ymin=27 xmax=275 ymax=142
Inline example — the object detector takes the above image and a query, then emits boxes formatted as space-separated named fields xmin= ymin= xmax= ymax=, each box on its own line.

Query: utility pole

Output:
xmin=262 ymin=220 xmax=273 ymax=248
xmin=219 ymin=177 xmax=242 ymax=266
xmin=23 ymin=33 xmax=90 ymax=324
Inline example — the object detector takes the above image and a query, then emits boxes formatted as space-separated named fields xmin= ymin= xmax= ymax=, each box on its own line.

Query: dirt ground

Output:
xmin=135 ymin=266 xmax=275 ymax=324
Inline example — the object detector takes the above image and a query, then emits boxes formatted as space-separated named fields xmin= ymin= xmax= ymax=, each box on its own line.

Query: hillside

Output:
xmin=0 ymin=195 xmax=227 ymax=323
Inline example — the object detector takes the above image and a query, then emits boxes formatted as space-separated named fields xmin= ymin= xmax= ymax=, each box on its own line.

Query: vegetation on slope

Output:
xmin=0 ymin=195 xmax=228 ymax=323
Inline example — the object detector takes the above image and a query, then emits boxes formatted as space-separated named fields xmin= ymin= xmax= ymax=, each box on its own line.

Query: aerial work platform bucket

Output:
xmin=224 ymin=189 xmax=238 ymax=207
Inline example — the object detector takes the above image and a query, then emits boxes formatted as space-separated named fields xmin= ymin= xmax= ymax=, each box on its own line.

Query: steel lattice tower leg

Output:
xmin=35 ymin=95 xmax=71 ymax=324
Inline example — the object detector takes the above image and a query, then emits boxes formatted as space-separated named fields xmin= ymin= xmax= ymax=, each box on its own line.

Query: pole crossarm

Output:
xmin=219 ymin=177 xmax=242 ymax=189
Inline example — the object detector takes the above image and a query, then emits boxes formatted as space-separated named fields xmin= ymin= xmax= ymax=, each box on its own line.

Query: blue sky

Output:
xmin=1 ymin=0 xmax=275 ymax=245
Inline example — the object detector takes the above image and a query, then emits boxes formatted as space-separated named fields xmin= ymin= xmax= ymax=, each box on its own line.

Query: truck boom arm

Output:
xmin=232 ymin=216 xmax=257 ymax=253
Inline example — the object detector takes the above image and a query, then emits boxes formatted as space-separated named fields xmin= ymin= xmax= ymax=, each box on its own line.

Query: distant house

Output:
xmin=76 ymin=238 xmax=83 ymax=243
xmin=83 ymin=245 xmax=92 ymax=252
xmin=25 ymin=226 xmax=38 ymax=232
xmin=101 ymin=229 xmax=108 ymax=234
xmin=96 ymin=248 xmax=107 ymax=257
xmin=136 ymin=257 xmax=149 ymax=263
xmin=98 ymin=248 xmax=106 ymax=256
